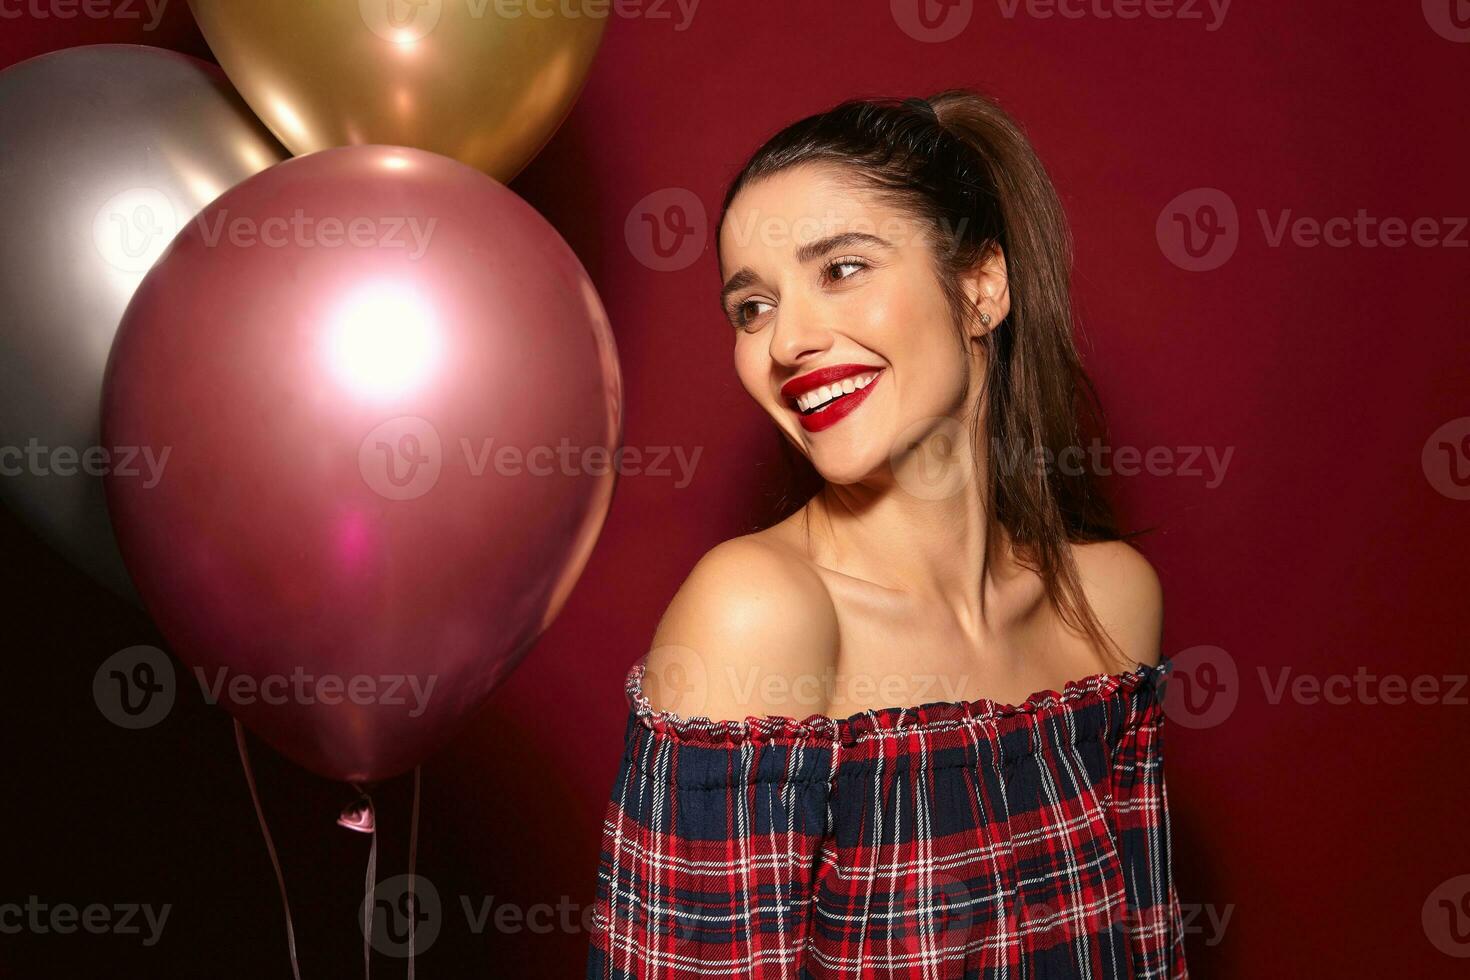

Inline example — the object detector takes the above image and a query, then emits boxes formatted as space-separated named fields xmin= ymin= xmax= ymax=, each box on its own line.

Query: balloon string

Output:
xmin=233 ymin=718 xmax=304 ymax=980
xmin=360 ymin=788 xmax=376 ymax=980
xmin=408 ymin=765 xmax=421 ymax=980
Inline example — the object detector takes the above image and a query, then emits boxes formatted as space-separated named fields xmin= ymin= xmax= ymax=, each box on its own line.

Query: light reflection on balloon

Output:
xmin=334 ymin=509 xmax=373 ymax=569
xmin=267 ymin=92 xmax=311 ymax=143
xmin=325 ymin=284 xmax=442 ymax=400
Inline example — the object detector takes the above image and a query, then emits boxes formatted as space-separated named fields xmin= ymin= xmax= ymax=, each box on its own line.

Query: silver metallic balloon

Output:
xmin=0 ymin=44 xmax=286 ymax=601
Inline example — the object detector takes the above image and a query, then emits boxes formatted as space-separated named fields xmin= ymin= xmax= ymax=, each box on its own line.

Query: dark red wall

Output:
xmin=4 ymin=2 xmax=1468 ymax=976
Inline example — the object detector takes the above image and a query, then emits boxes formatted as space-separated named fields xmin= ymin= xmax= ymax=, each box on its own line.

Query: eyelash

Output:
xmin=729 ymin=257 xmax=870 ymax=330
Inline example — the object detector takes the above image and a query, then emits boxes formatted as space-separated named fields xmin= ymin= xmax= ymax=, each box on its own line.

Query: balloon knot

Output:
xmin=337 ymin=795 xmax=375 ymax=834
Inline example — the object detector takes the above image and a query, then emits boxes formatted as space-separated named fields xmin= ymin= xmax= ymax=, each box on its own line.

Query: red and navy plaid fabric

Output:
xmin=587 ymin=655 xmax=1188 ymax=978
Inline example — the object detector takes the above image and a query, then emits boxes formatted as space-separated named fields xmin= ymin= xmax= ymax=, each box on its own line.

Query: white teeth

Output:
xmin=794 ymin=370 xmax=880 ymax=413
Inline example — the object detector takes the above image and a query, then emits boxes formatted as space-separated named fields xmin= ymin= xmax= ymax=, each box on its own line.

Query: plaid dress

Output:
xmin=587 ymin=655 xmax=1188 ymax=978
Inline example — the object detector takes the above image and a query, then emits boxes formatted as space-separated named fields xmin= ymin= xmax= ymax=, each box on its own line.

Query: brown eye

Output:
xmin=824 ymin=257 xmax=868 ymax=283
xmin=733 ymin=298 xmax=773 ymax=330
xmin=729 ymin=296 xmax=776 ymax=332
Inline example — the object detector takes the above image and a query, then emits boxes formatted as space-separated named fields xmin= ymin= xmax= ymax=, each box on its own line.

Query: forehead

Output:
xmin=718 ymin=163 xmax=919 ymax=271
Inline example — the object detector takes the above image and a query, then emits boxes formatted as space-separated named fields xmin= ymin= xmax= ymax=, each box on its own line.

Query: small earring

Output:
xmin=979 ymin=312 xmax=992 ymax=327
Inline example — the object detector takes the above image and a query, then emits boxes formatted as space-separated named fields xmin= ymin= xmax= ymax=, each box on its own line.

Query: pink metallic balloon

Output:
xmin=102 ymin=146 xmax=622 ymax=783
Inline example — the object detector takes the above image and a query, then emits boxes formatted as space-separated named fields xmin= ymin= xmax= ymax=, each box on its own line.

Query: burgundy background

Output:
xmin=3 ymin=2 xmax=1467 ymax=977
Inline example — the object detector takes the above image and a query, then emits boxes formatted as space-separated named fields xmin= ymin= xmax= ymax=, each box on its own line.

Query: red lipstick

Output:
xmin=780 ymin=363 xmax=884 ymax=433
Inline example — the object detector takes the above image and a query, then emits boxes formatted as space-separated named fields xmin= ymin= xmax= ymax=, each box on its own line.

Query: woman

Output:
xmin=587 ymin=89 xmax=1188 ymax=978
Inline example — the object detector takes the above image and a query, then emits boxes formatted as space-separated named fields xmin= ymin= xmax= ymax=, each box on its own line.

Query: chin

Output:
xmin=807 ymin=450 xmax=887 ymax=487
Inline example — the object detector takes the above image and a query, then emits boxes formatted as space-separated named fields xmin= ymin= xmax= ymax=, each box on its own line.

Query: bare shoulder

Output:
xmin=1068 ymin=539 xmax=1164 ymax=667
xmin=642 ymin=533 xmax=840 ymax=721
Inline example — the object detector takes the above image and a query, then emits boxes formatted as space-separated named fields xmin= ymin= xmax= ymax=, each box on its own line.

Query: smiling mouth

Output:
xmin=794 ymin=370 xmax=882 ymax=415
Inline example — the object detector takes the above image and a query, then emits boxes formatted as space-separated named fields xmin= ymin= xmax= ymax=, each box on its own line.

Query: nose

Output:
xmin=767 ymin=292 xmax=834 ymax=369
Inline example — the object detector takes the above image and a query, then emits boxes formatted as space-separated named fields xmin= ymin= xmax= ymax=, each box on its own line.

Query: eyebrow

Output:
xmin=719 ymin=231 xmax=894 ymax=307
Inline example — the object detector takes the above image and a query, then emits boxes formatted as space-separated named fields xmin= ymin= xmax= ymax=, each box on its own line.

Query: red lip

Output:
xmin=781 ymin=365 xmax=885 ymax=433
xmin=780 ymin=363 xmax=885 ymax=400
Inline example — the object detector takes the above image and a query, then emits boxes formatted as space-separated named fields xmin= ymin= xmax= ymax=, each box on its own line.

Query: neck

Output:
xmin=806 ymin=417 xmax=1007 ymax=635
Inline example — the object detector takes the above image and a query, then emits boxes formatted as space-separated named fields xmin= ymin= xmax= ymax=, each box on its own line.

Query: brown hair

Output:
xmin=719 ymin=88 xmax=1135 ymax=666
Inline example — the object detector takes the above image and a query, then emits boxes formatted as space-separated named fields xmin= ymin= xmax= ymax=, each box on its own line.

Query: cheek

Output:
xmin=857 ymin=282 xmax=966 ymax=406
xmin=732 ymin=339 xmax=768 ymax=403
xmin=847 ymin=278 xmax=949 ymax=362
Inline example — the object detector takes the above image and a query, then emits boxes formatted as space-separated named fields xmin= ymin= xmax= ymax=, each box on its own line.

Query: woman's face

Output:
xmin=718 ymin=163 xmax=1001 ymax=486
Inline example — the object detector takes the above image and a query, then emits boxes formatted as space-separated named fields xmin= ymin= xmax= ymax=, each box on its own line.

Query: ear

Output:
xmin=958 ymin=244 xmax=1010 ymax=340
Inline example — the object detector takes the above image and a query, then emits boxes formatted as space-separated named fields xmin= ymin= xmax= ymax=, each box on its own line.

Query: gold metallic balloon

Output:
xmin=186 ymin=0 xmax=607 ymax=181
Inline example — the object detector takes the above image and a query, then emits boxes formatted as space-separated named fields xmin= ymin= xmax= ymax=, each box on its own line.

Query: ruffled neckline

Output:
xmin=625 ymin=655 xmax=1169 ymax=747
